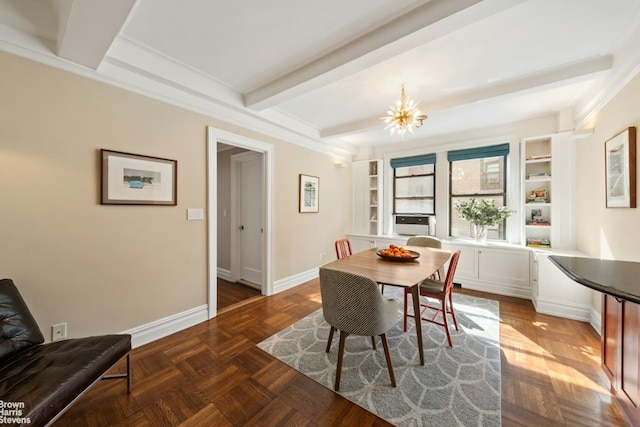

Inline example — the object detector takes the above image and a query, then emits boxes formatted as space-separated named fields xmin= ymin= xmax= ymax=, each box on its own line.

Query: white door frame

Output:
xmin=230 ymin=150 xmax=263 ymax=286
xmin=207 ymin=127 xmax=274 ymax=319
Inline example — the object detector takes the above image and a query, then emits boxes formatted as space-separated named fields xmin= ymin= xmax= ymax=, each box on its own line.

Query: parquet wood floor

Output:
xmin=217 ymin=278 xmax=263 ymax=313
xmin=54 ymin=280 xmax=633 ymax=426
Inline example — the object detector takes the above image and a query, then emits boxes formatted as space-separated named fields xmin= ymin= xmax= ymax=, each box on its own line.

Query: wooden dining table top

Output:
xmin=321 ymin=246 xmax=451 ymax=287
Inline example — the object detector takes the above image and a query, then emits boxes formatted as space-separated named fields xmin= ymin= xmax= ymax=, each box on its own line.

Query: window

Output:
xmin=448 ymin=144 xmax=509 ymax=239
xmin=391 ymin=154 xmax=436 ymax=215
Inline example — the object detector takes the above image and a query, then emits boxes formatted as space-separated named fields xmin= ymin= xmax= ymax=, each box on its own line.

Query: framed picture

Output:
xmin=605 ymin=127 xmax=636 ymax=208
xmin=101 ymin=149 xmax=177 ymax=205
xmin=299 ymin=174 xmax=319 ymax=213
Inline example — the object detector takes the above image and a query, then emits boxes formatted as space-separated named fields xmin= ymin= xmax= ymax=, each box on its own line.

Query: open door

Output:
xmin=231 ymin=151 xmax=263 ymax=288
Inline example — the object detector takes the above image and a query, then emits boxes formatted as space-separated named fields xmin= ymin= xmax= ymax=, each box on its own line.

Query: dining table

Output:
xmin=321 ymin=245 xmax=452 ymax=365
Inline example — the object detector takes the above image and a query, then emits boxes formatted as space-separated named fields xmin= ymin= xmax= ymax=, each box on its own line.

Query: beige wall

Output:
xmin=0 ymin=51 xmax=351 ymax=341
xmin=576 ymin=72 xmax=640 ymax=312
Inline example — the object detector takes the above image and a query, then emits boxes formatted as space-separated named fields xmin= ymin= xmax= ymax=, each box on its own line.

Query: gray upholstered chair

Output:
xmin=319 ymin=267 xmax=398 ymax=391
xmin=403 ymin=236 xmax=443 ymax=331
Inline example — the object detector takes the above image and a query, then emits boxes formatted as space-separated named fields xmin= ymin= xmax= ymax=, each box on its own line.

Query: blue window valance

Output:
xmin=447 ymin=143 xmax=510 ymax=162
xmin=390 ymin=153 xmax=436 ymax=169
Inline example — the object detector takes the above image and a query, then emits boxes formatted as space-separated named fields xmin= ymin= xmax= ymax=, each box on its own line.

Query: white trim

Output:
xmin=273 ymin=268 xmax=319 ymax=294
xmin=590 ymin=307 xmax=602 ymax=336
xmin=217 ymin=267 xmax=232 ymax=282
xmin=122 ymin=305 xmax=208 ymax=349
xmin=207 ymin=127 xmax=274 ymax=321
xmin=532 ymin=297 xmax=591 ymax=322
xmin=457 ymin=278 xmax=532 ymax=300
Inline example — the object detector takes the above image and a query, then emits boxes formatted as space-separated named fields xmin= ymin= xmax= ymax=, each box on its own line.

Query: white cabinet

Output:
xmin=352 ymin=160 xmax=382 ymax=235
xmin=531 ymin=250 xmax=592 ymax=322
xmin=347 ymin=234 xmax=407 ymax=253
xmin=443 ymin=242 xmax=531 ymax=299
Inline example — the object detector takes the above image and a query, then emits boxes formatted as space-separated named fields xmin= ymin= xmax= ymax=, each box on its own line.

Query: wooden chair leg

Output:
xmin=326 ymin=326 xmax=335 ymax=353
xmin=371 ymin=336 xmax=377 ymax=350
xmin=335 ymin=331 xmax=347 ymax=391
xmin=448 ymin=292 xmax=459 ymax=331
xmin=441 ymin=298 xmax=453 ymax=347
xmin=380 ymin=333 xmax=396 ymax=387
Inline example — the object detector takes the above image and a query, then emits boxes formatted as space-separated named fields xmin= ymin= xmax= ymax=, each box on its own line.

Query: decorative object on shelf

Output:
xmin=381 ymin=84 xmax=427 ymax=136
xmin=526 ymin=208 xmax=550 ymax=225
xmin=299 ymin=174 xmax=319 ymax=213
xmin=100 ymin=149 xmax=177 ymax=205
xmin=455 ymin=198 xmax=513 ymax=242
xmin=605 ymin=126 xmax=636 ymax=208
xmin=527 ymin=237 xmax=551 ymax=248
xmin=526 ymin=188 xmax=549 ymax=203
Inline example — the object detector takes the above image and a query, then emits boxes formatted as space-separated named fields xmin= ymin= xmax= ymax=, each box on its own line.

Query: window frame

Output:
xmin=448 ymin=144 xmax=510 ymax=240
xmin=390 ymin=154 xmax=436 ymax=216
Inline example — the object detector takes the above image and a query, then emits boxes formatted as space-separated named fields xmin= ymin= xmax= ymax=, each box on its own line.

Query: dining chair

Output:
xmin=403 ymin=236 xmax=443 ymax=331
xmin=319 ymin=267 xmax=398 ymax=391
xmin=404 ymin=250 xmax=461 ymax=347
xmin=334 ymin=238 xmax=353 ymax=259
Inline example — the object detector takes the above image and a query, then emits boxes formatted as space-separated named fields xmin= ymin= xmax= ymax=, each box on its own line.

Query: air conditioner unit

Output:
xmin=395 ymin=215 xmax=430 ymax=236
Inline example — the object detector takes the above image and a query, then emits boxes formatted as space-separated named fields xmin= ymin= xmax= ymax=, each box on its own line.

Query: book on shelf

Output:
xmin=527 ymin=172 xmax=550 ymax=179
xmin=526 ymin=154 xmax=551 ymax=161
xmin=527 ymin=237 xmax=551 ymax=248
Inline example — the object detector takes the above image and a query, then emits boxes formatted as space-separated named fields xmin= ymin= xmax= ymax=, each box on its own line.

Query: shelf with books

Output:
xmin=523 ymin=138 xmax=552 ymax=248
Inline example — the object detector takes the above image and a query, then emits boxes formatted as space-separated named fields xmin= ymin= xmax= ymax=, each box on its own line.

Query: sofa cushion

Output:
xmin=0 ymin=334 xmax=131 ymax=426
xmin=0 ymin=279 xmax=44 ymax=364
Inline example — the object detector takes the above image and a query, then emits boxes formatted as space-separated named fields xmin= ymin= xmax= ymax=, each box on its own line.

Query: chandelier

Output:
xmin=382 ymin=84 xmax=427 ymax=136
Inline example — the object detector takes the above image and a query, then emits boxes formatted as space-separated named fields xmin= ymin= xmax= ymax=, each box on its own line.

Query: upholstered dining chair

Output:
xmin=404 ymin=250 xmax=461 ymax=347
xmin=403 ymin=236 xmax=443 ymax=331
xmin=319 ymin=267 xmax=398 ymax=391
xmin=334 ymin=238 xmax=353 ymax=259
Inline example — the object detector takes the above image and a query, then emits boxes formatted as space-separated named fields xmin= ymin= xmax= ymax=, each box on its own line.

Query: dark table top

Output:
xmin=549 ymin=255 xmax=640 ymax=304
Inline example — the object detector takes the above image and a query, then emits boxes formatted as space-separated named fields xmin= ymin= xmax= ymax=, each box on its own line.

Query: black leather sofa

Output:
xmin=0 ymin=278 xmax=131 ymax=427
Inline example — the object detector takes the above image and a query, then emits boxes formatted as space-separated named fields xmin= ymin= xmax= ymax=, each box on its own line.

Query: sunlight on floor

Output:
xmin=502 ymin=321 xmax=608 ymax=395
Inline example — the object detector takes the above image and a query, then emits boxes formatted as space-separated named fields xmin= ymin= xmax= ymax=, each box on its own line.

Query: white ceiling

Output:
xmin=1 ymin=0 xmax=640 ymax=157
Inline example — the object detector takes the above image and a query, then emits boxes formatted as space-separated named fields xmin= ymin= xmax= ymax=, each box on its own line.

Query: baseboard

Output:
xmin=458 ymin=279 xmax=532 ymax=300
xmin=217 ymin=267 xmax=232 ymax=282
xmin=533 ymin=297 xmax=591 ymax=322
xmin=590 ymin=307 xmax=602 ymax=335
xmin=273 ymin=268 xmax=318 ymax=294
xmin=122 ymin=304 xmax=209 ymax=348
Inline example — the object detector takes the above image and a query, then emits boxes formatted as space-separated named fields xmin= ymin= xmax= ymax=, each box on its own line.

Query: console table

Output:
xmin=549 ymin=255 xmax=640 ymax=425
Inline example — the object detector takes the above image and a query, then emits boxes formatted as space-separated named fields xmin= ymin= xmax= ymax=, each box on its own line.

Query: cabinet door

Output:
xmin=478 ymin=248 xmax=530 ymax=288
xmin=443 ymin=244 xmax=478 ymax=280
xmin=622 ymin=301 xmax=640 ymax=407
xmin=602 ymin=294 xmax=619 ymax=384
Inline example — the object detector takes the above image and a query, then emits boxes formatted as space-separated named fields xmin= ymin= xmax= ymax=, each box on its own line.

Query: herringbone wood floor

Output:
xmin=54 ymin=280 xmax=633 ymax=426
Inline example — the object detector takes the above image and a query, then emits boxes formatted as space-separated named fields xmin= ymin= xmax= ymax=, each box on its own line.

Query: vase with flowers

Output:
xmin=455 ymin=198 xmax=513 ymax=242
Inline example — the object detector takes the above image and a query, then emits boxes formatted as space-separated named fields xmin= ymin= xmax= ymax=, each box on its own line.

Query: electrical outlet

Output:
xmin=52 ymin=323 xmax=67 ymax=341
xmin=320 ymin=252 xmax=326 ymax=262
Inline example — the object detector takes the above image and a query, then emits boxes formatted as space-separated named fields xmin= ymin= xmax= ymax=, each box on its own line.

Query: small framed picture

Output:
xmin=299 ymin=174 xmax=319 ymax=213
xmin=101 ymin=149 xmax=177 ymax=205
xmin=605 ymin=127 xmax=636 ymax=208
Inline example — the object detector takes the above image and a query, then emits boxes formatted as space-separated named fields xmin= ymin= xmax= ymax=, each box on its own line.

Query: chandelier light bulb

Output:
xmin=381 ymin=84 xmax=427 ymax=136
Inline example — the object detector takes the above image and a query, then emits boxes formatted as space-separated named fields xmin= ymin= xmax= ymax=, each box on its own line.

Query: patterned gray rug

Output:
xmin=257 ymin=287 xmax=501 ymax=426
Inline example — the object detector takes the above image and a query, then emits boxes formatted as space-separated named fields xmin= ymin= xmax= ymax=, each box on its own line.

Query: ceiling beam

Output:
xmin=244 ymin=0 xmax=527 ymax=111
xmin=57 ymin=0 xmax=136 ymax=70
xmin=321 ymin=55 xmax=614 ymax=138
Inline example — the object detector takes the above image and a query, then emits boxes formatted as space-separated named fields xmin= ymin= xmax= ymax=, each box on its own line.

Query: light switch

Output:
xmin=187 ymin=208 xmax=204 ymax=220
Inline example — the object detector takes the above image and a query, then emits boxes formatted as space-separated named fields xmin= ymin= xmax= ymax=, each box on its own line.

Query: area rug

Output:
xmin=257 ymin=287 xmax=501 ymax=426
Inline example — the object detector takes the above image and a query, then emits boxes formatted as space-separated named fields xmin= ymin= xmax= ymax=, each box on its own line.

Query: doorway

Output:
xmin=207 ymin=127 xmax=273 ymax=319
